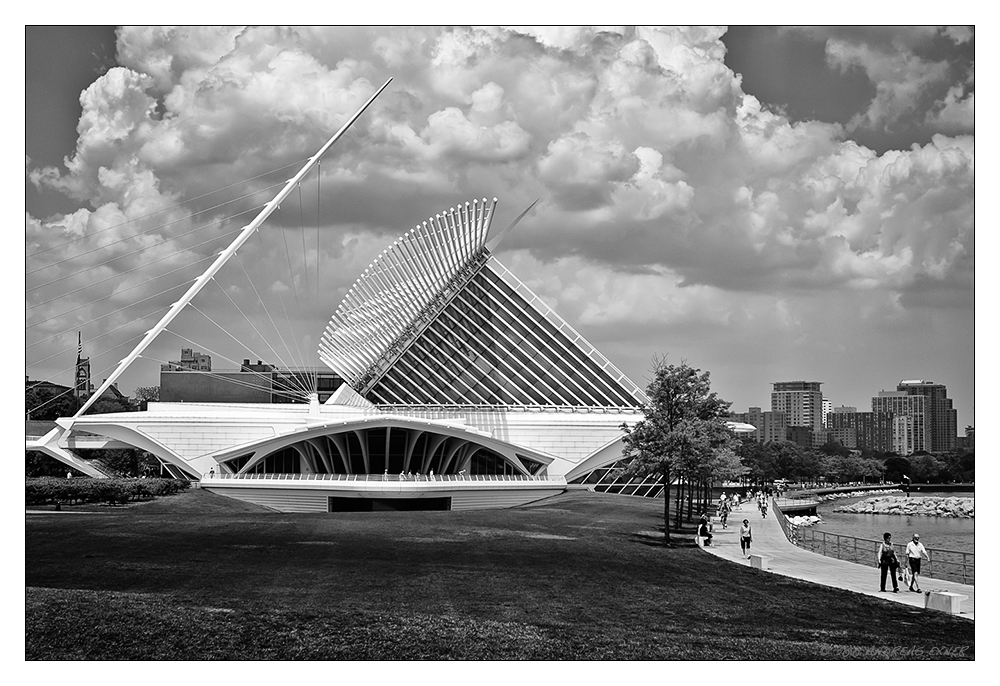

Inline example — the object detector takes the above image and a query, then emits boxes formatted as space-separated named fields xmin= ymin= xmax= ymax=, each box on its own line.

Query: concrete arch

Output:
xmin=225 ymin=415 xmax=554 ymax=477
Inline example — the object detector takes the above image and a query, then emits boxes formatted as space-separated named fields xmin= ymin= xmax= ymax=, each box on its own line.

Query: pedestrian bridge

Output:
xmin=26 ymin=421 xmax=133 ymax=478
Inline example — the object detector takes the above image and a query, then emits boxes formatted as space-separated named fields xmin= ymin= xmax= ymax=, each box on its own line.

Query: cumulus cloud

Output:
xmin=25 ymin=26 xmax=974 ymax=417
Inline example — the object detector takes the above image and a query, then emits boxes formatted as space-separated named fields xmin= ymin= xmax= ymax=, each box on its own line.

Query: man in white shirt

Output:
xmin=905 ymin=534 xmax=930 ymax=592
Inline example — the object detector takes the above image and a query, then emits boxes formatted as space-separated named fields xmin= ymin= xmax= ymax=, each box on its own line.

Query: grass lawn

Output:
xmin=26 ymin=489 xmax=974 ymax=660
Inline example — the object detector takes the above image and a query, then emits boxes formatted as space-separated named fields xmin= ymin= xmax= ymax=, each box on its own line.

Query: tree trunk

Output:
xmin=662 ymin=471 xmax=671 ymax=544
xmin=677 ymin=477 xmax=691 ymax=529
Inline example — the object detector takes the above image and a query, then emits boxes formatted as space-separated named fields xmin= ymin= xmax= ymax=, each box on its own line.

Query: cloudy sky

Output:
xmin=25 ymin=26 xmax=975 ymax=429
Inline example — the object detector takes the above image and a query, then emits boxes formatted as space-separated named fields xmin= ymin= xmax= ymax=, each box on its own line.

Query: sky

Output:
xmin=24 ymin=25 xmax=976 ymax=430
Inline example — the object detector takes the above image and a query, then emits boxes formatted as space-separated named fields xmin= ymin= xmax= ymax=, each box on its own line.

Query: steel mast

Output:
xmin=73 ymin=78 xmax=393 ymax=418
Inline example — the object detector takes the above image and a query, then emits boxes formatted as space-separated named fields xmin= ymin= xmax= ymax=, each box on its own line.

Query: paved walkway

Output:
xmin=700 ymin=501 xmax=974 ymax=621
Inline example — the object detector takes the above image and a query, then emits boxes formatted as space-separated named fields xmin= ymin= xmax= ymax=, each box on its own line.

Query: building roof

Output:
xmin=319 ymin=199 xmax=646 ymax=409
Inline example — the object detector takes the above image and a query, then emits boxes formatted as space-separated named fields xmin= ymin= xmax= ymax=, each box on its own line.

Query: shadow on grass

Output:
xmin=26 ymin=489 xmax=974 ymax=660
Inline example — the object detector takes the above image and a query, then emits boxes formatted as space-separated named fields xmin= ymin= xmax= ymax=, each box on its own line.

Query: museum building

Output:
xmin=32 ymin=198 xmax=653 ymax=511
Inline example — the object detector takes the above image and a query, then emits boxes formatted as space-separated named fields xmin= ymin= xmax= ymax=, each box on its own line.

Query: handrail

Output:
xmin=773 ymin=498 xmax=973 ymax=585
xmin=205 ymin=472 xmax=565 ymax=484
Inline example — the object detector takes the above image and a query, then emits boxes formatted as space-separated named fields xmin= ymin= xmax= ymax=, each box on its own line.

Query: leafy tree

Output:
xmin=26 ymin=452 xmax=77 ymax=478
xmin=883 ymin=456 xmax=911 ymax=482
xmin=736 ymin=437 xmax=773 ymax=486
xmin=134 ymin=386 xmax=159 ymax=410
xmin=958 ymin=453 xmax=974 ymax=481
xmin=85 ymin=396 xmax=133 ymax=415
xmin=794 ymin=450 xmax=825 ymax=480
xmin=766 ymin=441 xmax=801 ymax=480
xmin=25 ymin=387 xmax=81 ymax=421
xmin=911 ymin=454 xmax=942 ymax=483
xmin=620 ymin=359 xmax=731 ymax=544
xmin=818 ymin=441 xmax=850 ymax=457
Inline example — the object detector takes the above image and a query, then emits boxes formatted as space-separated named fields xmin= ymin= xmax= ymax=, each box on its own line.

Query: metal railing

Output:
xmin=772 ymin=497 xmax=974 ymax=585
xmin=205 ymin=472 xmax=565 ymax=484
xmin=792 ymin=528 xmax=974 ymax=585
xmin=772 ymin=500 xmax=798 ymax=545
xmin=773 ymin=497 xmax=820 ymax=510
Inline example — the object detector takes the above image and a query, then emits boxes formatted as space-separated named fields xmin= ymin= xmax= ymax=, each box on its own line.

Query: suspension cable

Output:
xmin=27 ymin=201 xmax=269 ymax=289
xmin=27 ymin=159 xmax=305 ymax=259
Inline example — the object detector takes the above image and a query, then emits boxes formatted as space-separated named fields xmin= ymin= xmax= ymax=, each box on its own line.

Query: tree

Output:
xmin=912 ymin=454 xmax=943 ymax=483
xmin=620 ymin=358 xmax=731 ymax=545
xmin=25 ymin=387 xmax=81 ymax=421
xmin=766 ymin=441 xmax=801 ymax=480
xmin=883 ymin=456 xmax=911 ymax=483
xmin=134 ymin=386 xmax=160 ymax=410
xmin=85 ymin=396 xmax=133 ymax=415
xmin=736 ymin=437 xmax=773 ymax=487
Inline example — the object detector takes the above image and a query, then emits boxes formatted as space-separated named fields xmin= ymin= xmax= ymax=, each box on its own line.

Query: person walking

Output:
xmin=905 ymin=533 xmax=930 ymax=592
xmin=739 ymin=519 xmax=752 ymax=558
xmin=759 ymin=498 xmax=768 ymax=518
xmin=719 ymin=499 xmax=730 ymax=529
xmin=876 ymin=532 xmax=900 ymax=592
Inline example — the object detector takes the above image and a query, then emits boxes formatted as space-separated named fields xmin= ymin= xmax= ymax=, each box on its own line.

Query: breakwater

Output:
xmin=833 ymin=495 xmax=974 ymax=518
xmin=786 ymin=514 xmax=822 ymax=527
xmin=818 ymin=489 xmax=902 ymax=502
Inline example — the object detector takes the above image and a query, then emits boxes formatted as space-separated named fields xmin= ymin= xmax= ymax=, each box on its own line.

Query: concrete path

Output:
xmin=700 ymin=501 xmax=974 ymax=621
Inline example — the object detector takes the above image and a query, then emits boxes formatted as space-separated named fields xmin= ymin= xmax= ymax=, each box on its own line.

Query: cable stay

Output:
xmin=27 ymin=159 xmax=305 ymax=260
xmin=28 ymin=225 xmax=245 ymax=311
xmin=27 ymin=199 xmax=271 ymax=289
xmin=148 ymin=339 xmax=313 ymax=403
xmin=70 ymin=77 xmax=393 ymax=418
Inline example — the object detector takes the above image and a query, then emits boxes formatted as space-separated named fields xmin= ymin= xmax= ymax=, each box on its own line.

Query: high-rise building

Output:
xmin=828 ymin=407 xmax=895 ymax=452
xmin=822 ymin=397 xmax=832 ymax=428
xmin=891 ymin=415 xmax=912 ymax=455
xmin=729 ymin=407 xmax=787 ymax=444
xmin=873 ymin=391 xmax=930 ymax=455
xmin=771 ymin=381 xmax=823 ymax=431
xmin=896 ymin=380 xmax=957 ymax=453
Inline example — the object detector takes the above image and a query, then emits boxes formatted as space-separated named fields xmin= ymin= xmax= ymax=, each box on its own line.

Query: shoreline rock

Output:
xmin=818 ymin=489 xmax=902 ymax=501
xmin=833 ymin=495 xmax=974 ymax=518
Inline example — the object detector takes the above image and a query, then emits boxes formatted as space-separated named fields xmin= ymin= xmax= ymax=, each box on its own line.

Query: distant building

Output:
xmin=772 ymin=381 xmax=823 ymax=431
xmin=873 ymin=391 xmax=930 ymax=455
xmin=956 ymin=426 xmax=975 ymax=452
xmin=828 ymin=426 xmax=857 ymax=448
xmin=729 ymin=407 xmax=787 ymax=444
xmin=827 ymin=407 xmax=895 ymax=452
xmin=160 ymin=358 xmax=344 ymax=404
xmin=896 ymin=380 xmax=957 ymax=453
xmin=785 ymin=425 xmax=832 ymax=450
xmin=75 ymin=332 xmax=92 ymax=399
xmin=161 ymin=348 xmax=212 ymax=372
xmin=822 ymin=396 xmax=832 ymax=428
xmin=890 ymin=414 xmax=912 ymax=455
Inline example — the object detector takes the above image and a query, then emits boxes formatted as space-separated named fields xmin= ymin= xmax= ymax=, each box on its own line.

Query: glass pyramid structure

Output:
xmin=319 ymin=198 xmax=646 ymax=409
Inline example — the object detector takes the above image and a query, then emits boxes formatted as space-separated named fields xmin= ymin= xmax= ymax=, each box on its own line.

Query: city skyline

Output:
xmin=25 ymin=27 xmax=975 ymax=428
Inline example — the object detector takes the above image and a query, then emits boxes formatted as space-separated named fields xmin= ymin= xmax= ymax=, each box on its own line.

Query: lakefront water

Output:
xmin=812 ymin=491 xmax=974 ymax=555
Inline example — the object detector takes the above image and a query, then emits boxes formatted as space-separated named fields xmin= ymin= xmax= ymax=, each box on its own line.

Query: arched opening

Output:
xmin=244 ymin=426 xmax=525 ymax=477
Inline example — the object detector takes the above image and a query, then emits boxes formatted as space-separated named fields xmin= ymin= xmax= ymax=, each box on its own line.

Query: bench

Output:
xmin=924 ymin=591 xmax=969 ymax=615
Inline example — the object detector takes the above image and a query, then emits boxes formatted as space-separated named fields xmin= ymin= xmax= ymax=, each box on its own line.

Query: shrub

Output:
xmin=25 ymin=477 xmax=190 ymax=507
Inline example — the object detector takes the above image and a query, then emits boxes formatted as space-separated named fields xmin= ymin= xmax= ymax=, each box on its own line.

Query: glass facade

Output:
xmin=367 ymin=264 xmax=642 ymax=407
xmin=246 ymin=427 xmax=524 ymax=476
xmin=319 ymin=198 xmax=645 ymax=410
xmin=570 ymin=458 xmax=665 ymax=498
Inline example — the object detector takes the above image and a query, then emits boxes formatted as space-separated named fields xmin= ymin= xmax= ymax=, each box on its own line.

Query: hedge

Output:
xmin=26 ymin=477 xmax=190 ymax=507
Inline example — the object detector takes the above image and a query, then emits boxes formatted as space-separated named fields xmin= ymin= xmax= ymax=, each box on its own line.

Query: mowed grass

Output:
xmin=26 ymin=489 xmax=974 ymax=660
